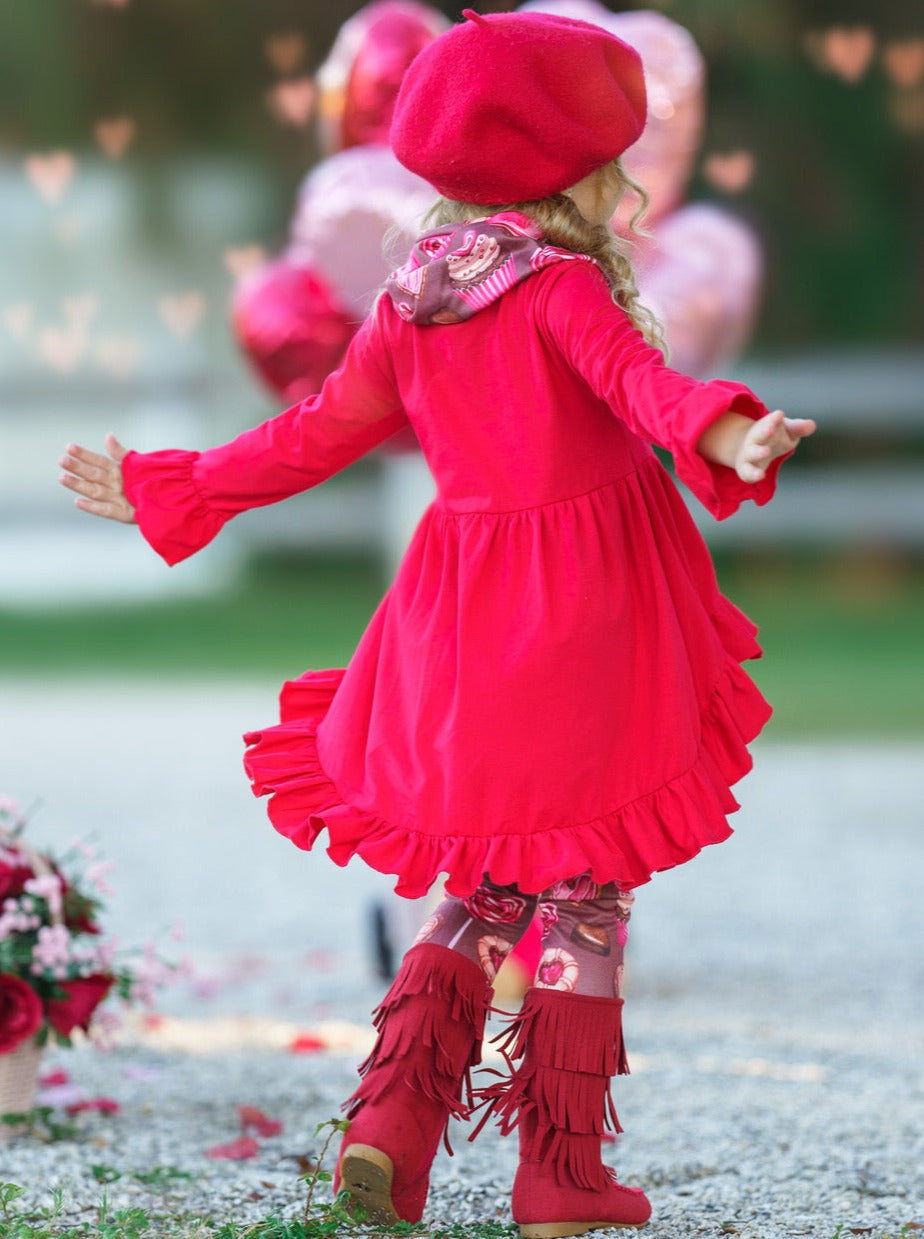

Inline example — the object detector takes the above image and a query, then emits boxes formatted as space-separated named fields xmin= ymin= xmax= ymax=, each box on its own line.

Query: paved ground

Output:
xmin=1 ymin=678 xmax=922 ymax=1236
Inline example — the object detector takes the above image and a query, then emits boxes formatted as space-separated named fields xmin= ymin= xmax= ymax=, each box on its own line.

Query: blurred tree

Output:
xmin=1 ymin=0 xmax=921 ymax=348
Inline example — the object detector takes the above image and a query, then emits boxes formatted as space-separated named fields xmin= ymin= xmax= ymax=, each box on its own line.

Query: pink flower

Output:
xmin=31 ymin=923 xmax=71 ymax=971
xmin=24 ymin=873 xmax=64 ymax=920
xmin=0 ymin=972 xmax=44 ymax=1052
xmin=462 ymin=887 xmax=527 ymax=925
xmin=85 ymin=860 xmax=115 ymax=897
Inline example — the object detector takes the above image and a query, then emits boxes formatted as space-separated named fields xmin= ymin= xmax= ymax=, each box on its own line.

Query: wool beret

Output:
xmin=390 ymin=8 xmax=647 ymax=205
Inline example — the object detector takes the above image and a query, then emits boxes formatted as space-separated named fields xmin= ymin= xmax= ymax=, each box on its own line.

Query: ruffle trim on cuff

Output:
xmin=243 ymin=658 xmax=771 ymax=900
xmin=122 ymin=449 xmax=227 ymax=566
xmin=672 ymin=382 xmax=786 ymax=521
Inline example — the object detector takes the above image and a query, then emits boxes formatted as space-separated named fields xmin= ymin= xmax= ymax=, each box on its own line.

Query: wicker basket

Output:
xmin=0 ymin=1036 xmax=42 ymax=1139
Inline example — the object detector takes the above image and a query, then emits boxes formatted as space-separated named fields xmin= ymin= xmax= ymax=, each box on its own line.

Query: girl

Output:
xmin=59 ymin=11 xmax=815 ymax=1237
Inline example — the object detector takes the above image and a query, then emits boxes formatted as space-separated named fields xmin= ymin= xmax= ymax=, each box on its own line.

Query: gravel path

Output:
xmin=1 ymin=681 xmax=921 ymax=1236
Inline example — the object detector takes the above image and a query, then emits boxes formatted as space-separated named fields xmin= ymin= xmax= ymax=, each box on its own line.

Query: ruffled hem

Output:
xmin=242 ymin=656 xmax=771 ymax=899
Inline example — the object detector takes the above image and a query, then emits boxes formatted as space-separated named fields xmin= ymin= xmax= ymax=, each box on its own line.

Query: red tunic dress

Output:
xmin=122 ymin=245 xmax=782 ymax=899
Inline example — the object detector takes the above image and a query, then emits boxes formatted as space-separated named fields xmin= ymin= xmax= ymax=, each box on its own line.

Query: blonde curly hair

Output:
xmin=422 ymin=158 xmax=666 ymax=355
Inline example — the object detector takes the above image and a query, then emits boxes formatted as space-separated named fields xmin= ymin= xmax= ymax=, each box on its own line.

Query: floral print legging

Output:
xmin=414 ymin=874 xmax=634 ymax=998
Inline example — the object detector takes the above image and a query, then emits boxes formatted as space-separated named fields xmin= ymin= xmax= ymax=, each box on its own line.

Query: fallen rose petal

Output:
xmin=39 ymin=1069 xmax=70 ymax=1087
xmin=289 ymin=1033 xmax=326 ymax=1053
xmin=66 ymin=1097 xmax=120 ymax=1115
xmin=238 ymin=1105 xmax=283 ymax=1137
xmin=204 ymin=1136 xmax=260 ymax=1160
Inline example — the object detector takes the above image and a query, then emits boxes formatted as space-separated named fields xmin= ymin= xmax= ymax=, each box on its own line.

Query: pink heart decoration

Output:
xmin=520 ymin=3 xmax=705 ymax=225
xmin=157 ymin=292 xmax=206 ymax=339
xmin=882 ymin=39 xmax=924 ymax=88
xmin=24 ymin=151 xmax=76 ymax=204
xmin=605 ymin=9 xmax=706 ymax=225
xmin=702 ymin=149 xmax=756 ymax=195
xmin=266 ymin=77 xmax=316 ymax=128
xmin=93 ymin=117 xmax=136 ymax=159
xmin=223 ymin=245 xmax=267 ymax=280
xmin=821 ymin=26 xmax=876 ymax=83
xmin=264 ymin=32 xmax=307 ymax=75
xmin=634 ymin=203 xmax=763 ymax=379
xmin=38 ymin=325 xmax=86 ymax=374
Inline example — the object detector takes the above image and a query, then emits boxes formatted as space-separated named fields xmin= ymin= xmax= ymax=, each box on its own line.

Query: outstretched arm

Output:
xmin=59 ymin=434 xmax=135 ymax=523
xmin=538 ymin=263 xmax=815 ymax=518
xmin=697 ymin=408 xmax=817 ymax=483
xmin=56 ymin=301 xmax=408 ymax=565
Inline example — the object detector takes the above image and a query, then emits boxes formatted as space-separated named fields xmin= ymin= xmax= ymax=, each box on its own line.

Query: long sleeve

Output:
xmin=537 ymin=261 xmax=784 ymax=519
xmin=122 ymin=299 xmax=408 ymax=565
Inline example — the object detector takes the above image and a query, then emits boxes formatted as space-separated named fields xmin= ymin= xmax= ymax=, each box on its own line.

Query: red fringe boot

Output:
xmin=335 ymin=942 xmax=493 ymax=1224
xmin=477 ymin=988 xmax=651 ymax=1238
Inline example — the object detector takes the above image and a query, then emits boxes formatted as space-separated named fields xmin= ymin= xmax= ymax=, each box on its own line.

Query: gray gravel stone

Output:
xmin=1 ymin=682 xmax=921 ymax=1236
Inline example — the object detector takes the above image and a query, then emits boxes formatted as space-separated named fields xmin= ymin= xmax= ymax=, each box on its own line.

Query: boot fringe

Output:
xmin=344 ymin=943 xmax=493 ymax=1140
xmin=470 ymin=989 xmax=627 ymax=1166
xmin=369 ymin=943 xmax=490 ymax=1062
xmin=490 ymin=989 xmax=629 ymax=1077
xmin=543 ymin=1128 xmax=612 ymax=1191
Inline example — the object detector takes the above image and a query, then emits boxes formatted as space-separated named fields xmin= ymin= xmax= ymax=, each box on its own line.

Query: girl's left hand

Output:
xmin=58 ymin=433 xmax=136 ymax=523
xmin=735 ymin=408 xmax=816 ymax=484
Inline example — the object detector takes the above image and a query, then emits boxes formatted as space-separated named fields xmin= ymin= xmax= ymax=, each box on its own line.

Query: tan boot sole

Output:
xmin=339 ymin=1143 xmax=401 ymax=1225
xmin=520 ymin=1222 xmax=648 ymax=1238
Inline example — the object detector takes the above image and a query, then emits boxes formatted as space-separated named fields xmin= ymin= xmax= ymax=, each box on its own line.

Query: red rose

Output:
xmin=462 ymin=887 xmax=527 ymax=925
xmin=45 ymin=974 xmax=113 ymax=1037
xmin=548 ymin=873 xmax=599 ymax=904
xmin=0 ymin=972 xmax=44 ymax=1053
xmin=0 ymin=854 xmax=35 ymax=901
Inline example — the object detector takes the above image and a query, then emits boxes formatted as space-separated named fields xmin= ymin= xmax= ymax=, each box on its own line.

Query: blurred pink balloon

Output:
xmin=231 ymin=256 xmax=356 ymax=402
xmin=635 ymin=204 xmax=763 ymax=378
xmin=519 ymin=1 xmax=705 ymax=225
xmin=520 ymin=1 xmax=762 ymax=377
xmin=288 ymin=144 xmax=437 ymax=319
xmin=316 ymin=1 xmax=449 ymax=153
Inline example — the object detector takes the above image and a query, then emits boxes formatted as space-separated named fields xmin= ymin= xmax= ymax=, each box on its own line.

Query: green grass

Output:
xmin=0 ymin=1178 xmax=519 ymax=1238
xmin=1 ymin=550 xmax=922 ymax=737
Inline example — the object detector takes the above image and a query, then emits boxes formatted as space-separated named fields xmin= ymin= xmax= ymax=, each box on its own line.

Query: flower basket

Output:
xmin=0 ymin=1035 xmax=42 ymax=1139
xmin=1 ymin=795 xmax=178 ymax=1137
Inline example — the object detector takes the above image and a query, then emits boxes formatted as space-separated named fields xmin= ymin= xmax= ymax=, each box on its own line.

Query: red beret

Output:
xmin=390 ymin=8 xmax=647 ymax=205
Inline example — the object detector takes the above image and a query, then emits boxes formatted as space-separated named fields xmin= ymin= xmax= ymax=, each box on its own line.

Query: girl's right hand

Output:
xmin=58 ymin=433 xmax=136 ymax=524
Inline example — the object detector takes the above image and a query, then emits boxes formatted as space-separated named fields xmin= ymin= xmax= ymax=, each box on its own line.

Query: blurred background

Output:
xmin=0 ymin=1 xmax=922 ymax=980
xmin=1 ymin=0 xmax=922 ymax=734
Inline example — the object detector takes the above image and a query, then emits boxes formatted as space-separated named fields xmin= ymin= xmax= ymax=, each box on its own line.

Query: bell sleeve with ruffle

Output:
xmin=122 ymin=301 xmax=408 ymax=565
xmin=537 ymin=262 xmax=786 ymax=520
